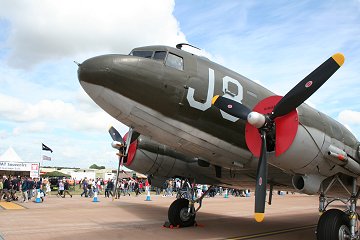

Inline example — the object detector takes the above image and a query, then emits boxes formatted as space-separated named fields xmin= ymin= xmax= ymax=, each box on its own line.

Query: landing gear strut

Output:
xmin=317 ymin=175 xmax=359 ymax=240
xmin=166 ymin=179 xmax=213 ymax=228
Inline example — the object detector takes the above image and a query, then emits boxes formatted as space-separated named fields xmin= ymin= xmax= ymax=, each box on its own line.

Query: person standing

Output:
xmin=80 ymin=179 xmax=88 ymax=197
xmin=3 ymin=176 xmax=11 ymax=201
xmin=27 ymin=177 xmax=35 ymax=201
xmin=35 ymin=178 xmax=44 ymax=202
xmin=139 ymin=181 xmax=143 ymax=194
xmin=57 ymin=180 xmax=64 ymax=197
xmin=63 ymin=180 xmax=72 ymax=198
xmin=45 ymin=178 xmax=51 ymax=195
xmin=10 ymin=176 xmax=19 ymax=201
xmin=21 ymin=177 xmax=28 ymax=203
xmin=124 ymin=180 xmax=130 ymax=196
xmin=105 ymin=179 xmax=114 ymax=198
xmin=87 ymin=179 xmax=94 ymax=198
xmin=134 ymin=180 xmax=140 ymax=197
xmin=0 ymin=178 xmax=3 ymax=201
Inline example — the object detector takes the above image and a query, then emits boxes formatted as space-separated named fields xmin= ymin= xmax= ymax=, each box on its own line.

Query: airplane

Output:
xmin=77 ymin=43 xmax=360 ymax=240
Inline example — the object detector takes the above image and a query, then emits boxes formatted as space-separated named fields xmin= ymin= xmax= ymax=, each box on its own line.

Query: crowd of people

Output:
xmin=1 ymin=174 xmax=254 ymax=204
xmin=77 ymin=178 xmax=148 ymax=198
xmin=0 ymin=175 xmax=51 ymax=203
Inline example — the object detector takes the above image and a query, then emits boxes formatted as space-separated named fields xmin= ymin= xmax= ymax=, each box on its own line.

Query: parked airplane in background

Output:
xmin=78 ymin=43 xmax=360 ymax=240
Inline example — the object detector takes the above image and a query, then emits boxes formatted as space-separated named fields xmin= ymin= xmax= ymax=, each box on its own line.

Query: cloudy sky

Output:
xmin=0 ymin=0 xmax=359 ymax=168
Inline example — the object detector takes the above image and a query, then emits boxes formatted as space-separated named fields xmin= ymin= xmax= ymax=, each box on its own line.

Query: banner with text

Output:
xmin=0 ymin=161 xmax=40 ymax=178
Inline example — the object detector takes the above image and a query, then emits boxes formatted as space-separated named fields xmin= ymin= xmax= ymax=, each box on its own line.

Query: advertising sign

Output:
xmin=0 ymin=161 xmax=40 ymax=177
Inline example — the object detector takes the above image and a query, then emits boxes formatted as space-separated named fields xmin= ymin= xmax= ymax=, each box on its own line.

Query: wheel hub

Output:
xmin=179 ymin=207 xmax=191 ymax=222
xmin=338 ymin=225 xmax=351 ymax=240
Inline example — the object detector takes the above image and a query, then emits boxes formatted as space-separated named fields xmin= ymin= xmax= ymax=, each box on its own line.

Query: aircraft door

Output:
xmin=161 ymin=52 xmax=196 ymax=115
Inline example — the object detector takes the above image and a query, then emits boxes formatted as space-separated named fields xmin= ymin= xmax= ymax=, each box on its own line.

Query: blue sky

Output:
xmin=0 ymin=0 xmax=359 ymax=168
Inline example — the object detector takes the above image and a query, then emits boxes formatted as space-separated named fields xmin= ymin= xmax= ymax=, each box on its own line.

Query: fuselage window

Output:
xmin=166 ymin=53 xmax=183 ymax=71
xmin=153 ymin=51 xmax=167 ymax=61
xmin=131 ymin=50 xmax=153 ymax=59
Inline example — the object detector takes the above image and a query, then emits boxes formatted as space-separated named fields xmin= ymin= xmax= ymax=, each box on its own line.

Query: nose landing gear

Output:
xmin=316 ymin=175 xmax=359 ymax=240
xmin=165 ymin=179 xmax=213 ymax=228
xmin=168 ymin=198 xmax=196 ymax=227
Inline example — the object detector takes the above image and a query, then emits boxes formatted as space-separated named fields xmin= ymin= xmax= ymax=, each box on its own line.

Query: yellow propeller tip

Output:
xmin=255 ymin=213 xmax=265 ymax=223
xmin=332 ymin=53 xmax=345 ymax=66
xmin=212 ymin=95 xmax=219 ymax=105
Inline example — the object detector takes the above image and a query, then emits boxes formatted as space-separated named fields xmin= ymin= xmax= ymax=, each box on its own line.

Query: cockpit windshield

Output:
xmin=130 ymin=50 xmax=153 ymax=59
xmin=130 ymin=50 xmax=167 ymax=61
xmin=129 ymin=49 xmax=183 ymax=71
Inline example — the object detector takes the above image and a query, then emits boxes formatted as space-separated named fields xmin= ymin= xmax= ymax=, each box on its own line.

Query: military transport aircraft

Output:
xmin=77 ymin=43 xmax=360 ymax=240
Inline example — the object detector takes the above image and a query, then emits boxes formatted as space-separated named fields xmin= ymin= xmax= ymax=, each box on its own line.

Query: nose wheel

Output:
xmin=168 ymin=198 xmax=196 ymax=228
xmin=316 ymin=209 xmax=351 ymax=240
xmin=165 ymin=179 xmax=213 ymax=228
xmin=316 ymin=176 xmax=359 ymax=240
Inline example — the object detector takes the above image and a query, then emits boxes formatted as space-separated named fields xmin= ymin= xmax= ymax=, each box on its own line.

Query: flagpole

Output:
xmin=40 ymin=143 xmax=43 ymax=168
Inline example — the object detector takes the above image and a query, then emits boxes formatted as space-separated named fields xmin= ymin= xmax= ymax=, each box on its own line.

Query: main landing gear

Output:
xmin=317 ymin=175 xmax=360 ymax=240
xmin=166 ymin=179 xmax=213 ymax=228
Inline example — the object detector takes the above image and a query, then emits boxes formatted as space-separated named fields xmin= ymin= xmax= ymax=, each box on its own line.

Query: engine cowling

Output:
xmin=292 ymin=174 xmax=326 ymax=195
xmin=125 ymin=135 xmax=246 ymax=187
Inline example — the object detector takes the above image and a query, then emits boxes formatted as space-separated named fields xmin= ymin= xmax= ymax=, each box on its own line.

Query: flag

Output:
xmin=42 ymin=143 xmax=53 ymax=153
xmin=42 ymin=155 xmax=51 ymax=161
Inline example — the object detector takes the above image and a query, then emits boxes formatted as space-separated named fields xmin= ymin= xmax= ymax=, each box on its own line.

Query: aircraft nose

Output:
xmin=78 ymin=54 xmax=116 ymax=84
xmin=77 ymin=54 xmax=139 ymax=98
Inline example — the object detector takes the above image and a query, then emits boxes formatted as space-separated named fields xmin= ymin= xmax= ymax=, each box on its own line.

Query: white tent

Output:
xmin=0 ymin=147 xmax=24 ymax=162
xmin=0 ymin=147 xmax=40 ymax=178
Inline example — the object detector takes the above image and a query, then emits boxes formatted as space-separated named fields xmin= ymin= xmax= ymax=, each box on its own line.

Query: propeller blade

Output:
xmin=108 ymin=126 xmax=124 ymax=145
xmin=254 ymin=130 xmax=268 ymax=223
xmin=271 ymin=53 xmax=344 ymax=119
xmin=212 ymin=95 xmax=251 ymax=120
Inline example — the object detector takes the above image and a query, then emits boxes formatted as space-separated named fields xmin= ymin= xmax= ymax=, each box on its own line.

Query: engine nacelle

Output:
xmin=123 ymin=135 xmax=251 ymax=188
xmin=292 ymin=174 xmax=326 ymax=195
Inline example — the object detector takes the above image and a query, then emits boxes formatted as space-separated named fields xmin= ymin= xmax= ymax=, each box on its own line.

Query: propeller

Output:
xmin=108 ymin=126 xmax=140 ymax=200
xmin=212 ymin=53 xmax=344 ymax=222
xmin=212 ymin=95 xmax=251 ymax=120
xmin=108 ymin=126 xmax=140 ymax=165
xmin=109 ymin=126 xmax=125 ymax=148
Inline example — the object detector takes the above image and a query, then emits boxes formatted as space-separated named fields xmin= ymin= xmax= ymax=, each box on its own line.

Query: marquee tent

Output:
xmin=0 ymin=147 xmax=40 ymax=178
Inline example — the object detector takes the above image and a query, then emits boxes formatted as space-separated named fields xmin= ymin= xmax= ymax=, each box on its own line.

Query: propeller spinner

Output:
xmin=212 ymin=53 xmax=344 ymax=222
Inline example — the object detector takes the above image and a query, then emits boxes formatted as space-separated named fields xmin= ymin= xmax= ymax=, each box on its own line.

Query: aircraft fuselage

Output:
xmin=78 ymin=45 xmax=359 ymax=192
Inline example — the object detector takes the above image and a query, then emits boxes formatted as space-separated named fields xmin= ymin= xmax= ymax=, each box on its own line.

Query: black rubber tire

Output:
xmin=168 ymin=198 xmax=195 ymax=227
xmin=316 ymin=209 xmax=350 ymax=240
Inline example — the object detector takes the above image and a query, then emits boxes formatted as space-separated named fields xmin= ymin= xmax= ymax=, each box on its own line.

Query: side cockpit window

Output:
xmin=153 ymin=51 xmax=167 ymax=61
xmin=165 ymin=53 xmax=183 ymax=71
xmin=130 ymin=50 xmax=153 ymax=59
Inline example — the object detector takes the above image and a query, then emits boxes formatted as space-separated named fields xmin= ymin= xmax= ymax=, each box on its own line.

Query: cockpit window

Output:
xmin=153 ymin=51 xmax=167 ymax=61
xmin=166 ymin=53 xmax=183 ymax=71
xmin=131 ymin=50 xmax=153 ymax=59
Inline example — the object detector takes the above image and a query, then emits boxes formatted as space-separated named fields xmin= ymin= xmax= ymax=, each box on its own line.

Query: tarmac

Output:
xmin=0 ymin=192 xmax=322 ymax=240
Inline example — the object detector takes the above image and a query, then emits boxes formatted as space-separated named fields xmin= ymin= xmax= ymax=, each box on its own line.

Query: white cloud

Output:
xmin=0 ymin=0 xmax=185 ymax=167
xmin=0 ymin=130 xmax=9 ymax=139
xmin=0 ymin=0 xmax=186 ymax=68
xmin=13 ymin=122 xmax=47 ymax=136
xmin=338 ymin=110 xmax=360 ymax=125
xmin=0 ymin=92 xmax=120 ymax=133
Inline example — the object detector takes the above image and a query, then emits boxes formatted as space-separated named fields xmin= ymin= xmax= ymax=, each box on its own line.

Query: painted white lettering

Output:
xmin=186 ymin=68 xmax=244 ymax=122
xmin=220 ymin=76 xmax=243 ymax=122
xmin=186 ymin=68 xmax=215 ymax=111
